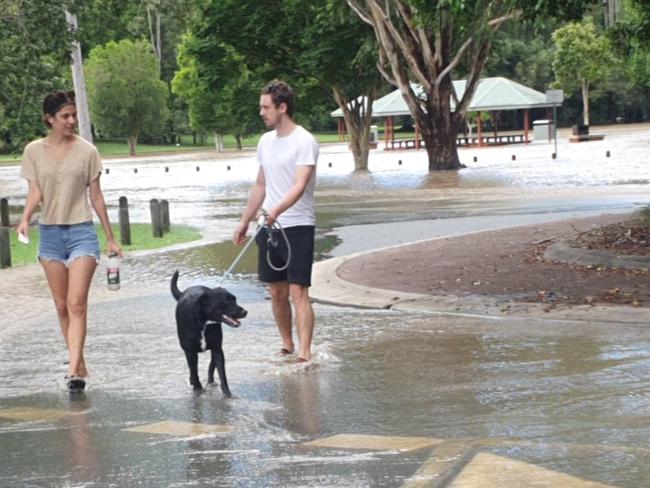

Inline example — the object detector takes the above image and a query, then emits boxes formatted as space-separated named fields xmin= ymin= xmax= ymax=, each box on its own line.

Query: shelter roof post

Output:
xmin=524 ymin=109 xmax=530 ymax=144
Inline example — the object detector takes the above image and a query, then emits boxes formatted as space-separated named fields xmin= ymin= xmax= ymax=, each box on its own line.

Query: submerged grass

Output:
xmin=4 ymin=223 xmax=201 ymax=266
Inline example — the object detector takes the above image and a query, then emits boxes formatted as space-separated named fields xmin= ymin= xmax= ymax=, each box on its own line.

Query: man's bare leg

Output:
xmin=268 ymin=281 xmax=294 ymax=353
xmin=290 ymin=284 xmax=314 ymax=361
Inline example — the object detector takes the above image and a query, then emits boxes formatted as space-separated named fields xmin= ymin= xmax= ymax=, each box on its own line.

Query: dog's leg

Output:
xmin=184 ymin=350 xmax=203 ymax=390
xmin=209 ymin=348 xmax=231 ymax=398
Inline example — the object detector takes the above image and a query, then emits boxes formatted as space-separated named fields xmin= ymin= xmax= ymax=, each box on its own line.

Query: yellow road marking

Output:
xmin=304 ymin=434 xmax=442 ymax=452
xmin=448 ymin=452 xmax=615 ymax=488
xmin=0 ymin=407 xmax=72 ymax=422
xmin=123 ymin=420 xmax=233 ymax=437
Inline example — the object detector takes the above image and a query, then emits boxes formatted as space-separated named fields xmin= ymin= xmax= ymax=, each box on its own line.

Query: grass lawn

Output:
xmin=4 ymin=223 xmax=201 ymax=267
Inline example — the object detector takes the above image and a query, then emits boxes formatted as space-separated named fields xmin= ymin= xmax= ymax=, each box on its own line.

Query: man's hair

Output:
xmin=261 ymin=80 xmax=295 ymax=117
xmin=43 ymin=90 xmax=76 ymax=127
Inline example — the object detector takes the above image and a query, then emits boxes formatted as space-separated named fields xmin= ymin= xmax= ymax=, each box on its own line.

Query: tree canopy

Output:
xmin=0 ymin=0 xmax=74 ymax=152
xmin=552 ymin=20 xmax=615 ymax=126
xmin=85 ymin=39 xmax=169 ymax=155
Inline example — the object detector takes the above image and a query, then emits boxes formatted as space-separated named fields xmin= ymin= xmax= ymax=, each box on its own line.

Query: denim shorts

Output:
xmin=38 ymin=221 xmax=100 ymax=267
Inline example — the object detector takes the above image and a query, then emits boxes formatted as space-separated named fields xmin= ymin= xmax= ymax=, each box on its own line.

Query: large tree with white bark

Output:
xmin=346 ymin=0 xmax=595 ymax=171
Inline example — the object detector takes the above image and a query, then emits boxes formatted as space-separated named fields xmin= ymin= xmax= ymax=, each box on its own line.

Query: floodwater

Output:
xmin=2 ymin=125 xmax=650 ymax=487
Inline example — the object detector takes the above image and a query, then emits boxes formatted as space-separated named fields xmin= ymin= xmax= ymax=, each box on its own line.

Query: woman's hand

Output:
xmin=106 ymin=238 xmax=123 ymax=258
xmin=15 ymin=221 xmax=30 ymax=242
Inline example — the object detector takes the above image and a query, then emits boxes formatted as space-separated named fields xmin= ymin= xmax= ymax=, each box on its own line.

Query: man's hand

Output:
xmin=233 ymin=222 xmax=249 ymax=245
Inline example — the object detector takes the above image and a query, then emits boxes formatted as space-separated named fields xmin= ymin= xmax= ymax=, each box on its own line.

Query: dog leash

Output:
xmin=221 ymin=209 xmax=291 ymax=283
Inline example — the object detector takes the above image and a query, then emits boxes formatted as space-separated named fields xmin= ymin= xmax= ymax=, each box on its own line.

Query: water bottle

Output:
xmin=107 ymin=252 xmax=120 ymax=291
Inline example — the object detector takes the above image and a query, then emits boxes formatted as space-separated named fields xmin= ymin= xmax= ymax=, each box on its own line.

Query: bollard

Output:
xmin=149 ymin=199 xmax=163 ymax=238
xmin=105 ymin=168 xmax=110 ymax=175
xmin=0 ymin=227 xmax=11 ymax=268
xmin=398 ymin=159 xmax=402 ymax=165
xmin=328 ymin=162 xmax=332 ymax=168
xmin=606 ymin=150 xmax=611 ymax=157
xmin=165 ymin=167 xmax=169 ymax=172
xmin=227 ymin=165 xmax=231 ymax=171
xmin=118 ymin=196 xmax=132 ymax=245
xmin=0 ymin=198 xmax=9 ymax=227
xmin=161 ymin=199 xmax=170 ymax=233
xmin=473 ymin=156 xmax=477 ymax=162
xmin=134 ymin=168 xmax=138 ymax=173
xmin=512 ymin=154 xmax=516 ymax=161
xmin=552 ymin=153 xmax=557 ymax=160
xmin=196 ymin=166 xmax=200 ymax=172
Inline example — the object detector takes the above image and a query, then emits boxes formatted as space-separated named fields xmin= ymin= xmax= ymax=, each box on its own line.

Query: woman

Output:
xmin=16 ymin=90 xmax=122 ymax=391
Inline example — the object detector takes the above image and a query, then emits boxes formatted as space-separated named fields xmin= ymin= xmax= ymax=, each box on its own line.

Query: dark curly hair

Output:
xmin=42 ymin=90 xmax=76 ymax=127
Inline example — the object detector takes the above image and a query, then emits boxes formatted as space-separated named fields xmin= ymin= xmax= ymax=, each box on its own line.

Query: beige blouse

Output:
xmin=20 ymin=136 xmax=103 ymax=225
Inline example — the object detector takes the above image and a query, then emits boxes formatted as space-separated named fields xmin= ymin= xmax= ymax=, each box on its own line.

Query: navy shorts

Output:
xmin=256 ymin=225 xmax=315 ymax=286
xmin=38 ymin=221 xmax=100 ymax=267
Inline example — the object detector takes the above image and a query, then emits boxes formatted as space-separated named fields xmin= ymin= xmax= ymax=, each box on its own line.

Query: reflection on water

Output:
xmin=3 ymin=291 xmax=650 ymax=485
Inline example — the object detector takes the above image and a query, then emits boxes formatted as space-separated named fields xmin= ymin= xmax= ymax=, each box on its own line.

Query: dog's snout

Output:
xmin=241 ymin=309 xmax=248 ymax=318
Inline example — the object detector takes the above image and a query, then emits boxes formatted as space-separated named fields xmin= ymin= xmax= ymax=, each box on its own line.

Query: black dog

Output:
xmin=171 ymin=271 xmax=247 ymax=397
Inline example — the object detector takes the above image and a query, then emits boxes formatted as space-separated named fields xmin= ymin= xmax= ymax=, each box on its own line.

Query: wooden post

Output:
xmin=160 ymin=199 xmax=170 ymax=233
xmin=0 ymin=227 xmax=11 ymax=268
xmin=477 ymin=112 xmax=484 ymax=147
xmin=0 ymin=198 xmax=9 ymax=227
xmin=118 ymin=196 xmax=131 ymax=245
xmin=149 ymin=199 xmax=163 ymax=238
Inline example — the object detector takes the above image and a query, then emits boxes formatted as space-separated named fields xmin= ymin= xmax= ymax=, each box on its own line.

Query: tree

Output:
xmin=85 ymin=39 xmax=169 ymax=155
xmin=298 ymin=2 xmax=384 ymax=170
xmin=346 ymin=0 xmax=595 ymax=171
xmin=551 ymin=20 xmax=615 ymax=126
xmin=75 ymin=0 xmax=194 ymax=143
xmin=180 ymin=0 xmax=383 ymax=170
xmin=0 ymin=0 xmax=74 ymax=152
xmin=172 ymin=33 xmax=261 ymax=150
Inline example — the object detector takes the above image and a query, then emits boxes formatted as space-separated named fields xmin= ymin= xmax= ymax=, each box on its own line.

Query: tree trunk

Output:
xmin=333 ymin=88 xmax=375 ymax=171
xmin=214 ymin=132 xmax=224 ymax=152
xmin=235 ymin=134 xmax=242 ymax=150
xmin=420 ymin=114 xmax=463 ymax=171
xmin=582 ymin=80 xmax=590 ymax=126
xmin=418 ymin=81 xmax=464 ymax=171
xmin=127 ymin=136 xmax=137 ymax=156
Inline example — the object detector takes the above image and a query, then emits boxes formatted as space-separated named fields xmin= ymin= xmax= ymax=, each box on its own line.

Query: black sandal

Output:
xmin=65 ymin=375 xmax=86 ymax=391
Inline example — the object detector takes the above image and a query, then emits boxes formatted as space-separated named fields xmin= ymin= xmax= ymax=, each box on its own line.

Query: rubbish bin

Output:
xmin=533 ymin=119 xmax=554 ymax=142
xmin=369 ymin=125 xmax=378 ymax=144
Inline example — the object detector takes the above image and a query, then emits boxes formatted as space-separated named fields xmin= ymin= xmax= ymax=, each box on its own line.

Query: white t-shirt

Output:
xmin=257 ymin=125 xmax=319 ymax=228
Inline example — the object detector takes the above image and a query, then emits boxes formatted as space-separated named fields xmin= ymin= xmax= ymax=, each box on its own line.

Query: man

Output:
xmin=233 ymin=80 xmax=319 ymax=362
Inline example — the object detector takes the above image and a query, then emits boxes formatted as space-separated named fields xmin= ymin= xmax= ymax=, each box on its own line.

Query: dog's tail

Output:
xmin=171 ymin=270 xmax=182 ymax=300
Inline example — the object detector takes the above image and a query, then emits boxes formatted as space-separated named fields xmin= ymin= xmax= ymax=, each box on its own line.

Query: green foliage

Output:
xmin=486 ymin=18 xmax=561 ymax=90
xmin=173 ymin=0 xmax=382 ymax=144
xmin=552 ymin=20 xmax=614 ymax=95
xmin=172 ymin=32 xmax=262 ymax=139
xmin=85 ymin=39 xmax=169 ymax=150
xmin=0 ymin=0 xmax=74 ymax=153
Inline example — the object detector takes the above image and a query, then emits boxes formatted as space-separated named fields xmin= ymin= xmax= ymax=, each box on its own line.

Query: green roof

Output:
xmin=331 ymin=77 xmax=558 ymax=118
